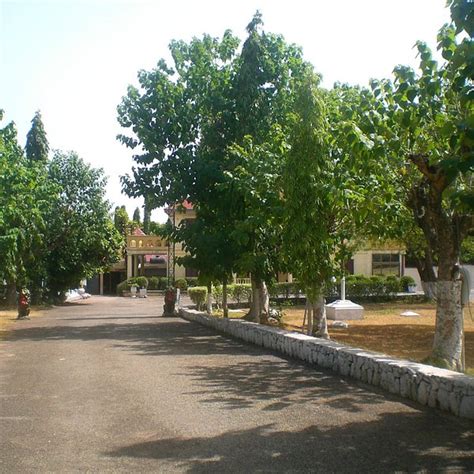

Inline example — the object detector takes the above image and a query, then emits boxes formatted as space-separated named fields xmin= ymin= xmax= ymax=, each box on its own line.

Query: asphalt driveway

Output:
xmin=1 ymin=296 xmax=473 ymax=473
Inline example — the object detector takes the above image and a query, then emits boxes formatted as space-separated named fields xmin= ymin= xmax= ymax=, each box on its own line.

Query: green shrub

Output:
xmin=385 ymin=275 xmax=402 ymax=294
xmin=230 ymin=283 xmax=252 ymax=303
xmin=158 ymin=278 xmax=168 ymax=290
xmin=175 ymin=278 xmax=188 ymax=290
xmin=134 ymin=276 xmax=148 ymax=288
xmin=345 ymin=275 xmax=399 ymax=300
xmin=188 ymin=286 xmax=208 ymax=310
xmin=116 ymin=277 xmax=149 ymax=295
xmin=148 ymin=276 xmax=159 ymax=290
xmin=212 ymin=284 xmax=223 ymax=308
xmin=400 ymin=275 xmax=416 ymax=291
xmin=116 ymin=280 xmax=128 ymax=296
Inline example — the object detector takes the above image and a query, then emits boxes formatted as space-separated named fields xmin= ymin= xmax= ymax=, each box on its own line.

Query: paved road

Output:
xmin=1 ymin=297 xmax=473 ymax=473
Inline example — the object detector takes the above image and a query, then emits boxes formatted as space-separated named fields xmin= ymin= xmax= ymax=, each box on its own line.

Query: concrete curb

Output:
xmin=179 ymin=307 xmax=474 ymax=420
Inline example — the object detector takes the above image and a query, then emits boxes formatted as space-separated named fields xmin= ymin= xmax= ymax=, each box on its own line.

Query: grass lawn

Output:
xmin=281 ymin=302 xmax=474 ymax=374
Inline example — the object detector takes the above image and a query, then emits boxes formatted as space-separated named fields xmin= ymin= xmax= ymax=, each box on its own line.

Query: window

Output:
xmin=372 ymin=253 xmax=400 ymax=276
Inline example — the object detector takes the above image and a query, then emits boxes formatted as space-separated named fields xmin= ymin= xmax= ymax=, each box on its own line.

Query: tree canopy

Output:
xmin=25 ymin=110 xmax=49 ymax=163
xmin=117 ymin=7 xmax=473 ymax=369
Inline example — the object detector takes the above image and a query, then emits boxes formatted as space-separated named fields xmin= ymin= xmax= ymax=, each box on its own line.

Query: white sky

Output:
xmin=1 ymin=0 xmax=451 ymax=222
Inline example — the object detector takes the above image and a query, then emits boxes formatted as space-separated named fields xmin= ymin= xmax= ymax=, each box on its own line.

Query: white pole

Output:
xmin=341 ymin=276 xmax=346 ymax=301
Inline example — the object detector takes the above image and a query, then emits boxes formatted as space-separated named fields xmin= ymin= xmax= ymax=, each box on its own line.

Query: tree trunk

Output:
xmin=206 ymin=282 xmax=212 ymax=314
xmin=421 ymin=281 xmax=437 ymax=300
xmin=413 ymin=248 xmax=437 ymax=300
xmin=223 ymin=279 xmax=228 ymax=318
xmin=408 ymin=173 xmax=465 ymax=371
xmin=429 ymin=199 xmax=464 ymax=370
xmin=5 ymin=282 xmax=17 ymax=307
xmin=305 ymin=300 xmax=313 ymax=336
xmin=432 ymin=280 xmax=463 ymax=371
xmin=311 ymin=292 xmax=329 ymax=339
xmin=259 ymin=281 xmax=269 ymax=323
xmin=245 ymin=275 xmax=261 ymax=323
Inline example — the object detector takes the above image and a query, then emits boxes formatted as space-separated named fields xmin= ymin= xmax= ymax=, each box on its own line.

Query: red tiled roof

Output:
xmin=182 ymin=200 xmax=193 ymax=210
xmin=132 ymin=227 xmax=146 ymax=236
xmin=165 ymin=200 xmax=194 ymax=215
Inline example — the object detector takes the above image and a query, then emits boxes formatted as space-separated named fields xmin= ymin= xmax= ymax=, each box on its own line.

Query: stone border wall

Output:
xmin=180 ymin=308 xmax=474 ymax=420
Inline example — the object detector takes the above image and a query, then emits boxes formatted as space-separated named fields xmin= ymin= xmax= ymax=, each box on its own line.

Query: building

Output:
xmin=89 ymin=202 xmax=405 ymax=294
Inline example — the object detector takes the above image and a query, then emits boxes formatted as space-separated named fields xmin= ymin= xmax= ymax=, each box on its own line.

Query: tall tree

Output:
xmin=113 ymin=205 xmax=130 ymax=236
xmin=281 ymin=76 xmax=377 ymax=337
xmin=132 ymin=207 xmax=141 ymax=225
xmin=219 ymin=13 xmax=310 ymax=321
xmin=25 ymin=110 xmax=49 ymax=162
xmin=118 ymin=29 xmax=242 ymax=315
xmin=351 ymin=8 xmax=473 ymax=370
xmin=0 ymin=111 xmax=48 ymax=305
xmin=44 ymin=151 xmax=122 ymax=301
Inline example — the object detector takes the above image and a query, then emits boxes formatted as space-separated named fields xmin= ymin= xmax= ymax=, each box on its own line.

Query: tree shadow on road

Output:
xmin=2 ymin=319 xmax=262 ymax=357
xmin=4 ymin=318 xmax=473 ymax=431
xmin=177 ymin=356 xmax=390 ymax=413
xmin=104 ymin=413 xmax=474 ymax=473
xmin=2 ymin=318 xmax=417 ymax=413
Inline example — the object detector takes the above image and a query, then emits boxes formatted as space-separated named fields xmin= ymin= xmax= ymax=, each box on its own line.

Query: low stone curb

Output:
xmin=179 ymin=308 xmax=474 ymax=420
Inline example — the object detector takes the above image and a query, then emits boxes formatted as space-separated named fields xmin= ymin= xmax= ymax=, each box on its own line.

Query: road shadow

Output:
xmin=2 ymin=317 xmax=417 ymax=413
xmin=4 ymin=316 xmax=473 ymax=424
xmin=1 ymin=319 xmax=256 ymax=357
xmin=177 ymin=356 xmax=389 ymax=413
xmin=105 ymin=413 xmax=474 ymax=473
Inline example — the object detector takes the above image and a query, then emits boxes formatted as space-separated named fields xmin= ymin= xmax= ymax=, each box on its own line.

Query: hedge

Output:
xmin=175 ymin=278 xmax=188 ymax=291
xmin=148 ymin=276 xmax=159 ymax=290
xmin=116 ymin=276 xmax=149 ymax=295
xmin=228 ymin=284 xmax=252 ymax=303
xmin=267 ymin=275 xmax=417 ymax=302
xmin=188 ymin=286 xmax=208 ymax=310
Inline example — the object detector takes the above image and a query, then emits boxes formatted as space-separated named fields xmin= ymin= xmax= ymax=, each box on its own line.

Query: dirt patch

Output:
xmin=281 ymin=302 xmax=474 ymax=372
xmin=0 ymin=307 xmax=45 ymax=338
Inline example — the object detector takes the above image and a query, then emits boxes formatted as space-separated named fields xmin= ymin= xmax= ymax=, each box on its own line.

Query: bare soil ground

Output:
xmin=0 ymin=306 xmax=48 ymax=337
xmin=280 ymin=302 xmax=474 ymax=372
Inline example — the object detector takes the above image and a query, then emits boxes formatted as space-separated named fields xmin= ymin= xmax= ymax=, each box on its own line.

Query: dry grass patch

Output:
xmin=281 ymin=302 xmax=474 ymax=372
xmin=0 ymin=306 xmax=45 ymax=338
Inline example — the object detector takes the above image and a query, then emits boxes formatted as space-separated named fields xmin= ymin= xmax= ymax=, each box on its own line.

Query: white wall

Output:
xmin=405 ymin=265 xmax=474 ymax=301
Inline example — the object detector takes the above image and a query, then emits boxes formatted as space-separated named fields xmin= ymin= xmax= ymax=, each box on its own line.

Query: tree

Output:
xmin=44 ymin=151 xmax=122 ymax=300
xmin=0 ymin=111 xmax=48 ymax=305
xmin=113 ymin=205 xmax=130 ymax=236
xmin=132 ymin=207 xmax=141 ymax=225
xmin=353 ymin=7 xmax=473 ymax=370
xmin=118 ymin=29 xmax=242 ymax=316
xmin=25 ymin=110 xmax=49 ymax=163
xmin=281 ymin=75 xmax=376 ymax=338
xmin=213 ymin=14 xmax=310 ymax=321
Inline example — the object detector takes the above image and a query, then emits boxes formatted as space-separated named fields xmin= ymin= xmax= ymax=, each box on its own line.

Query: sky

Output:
xmin=1 ymin=0 xmax=451 ymax=223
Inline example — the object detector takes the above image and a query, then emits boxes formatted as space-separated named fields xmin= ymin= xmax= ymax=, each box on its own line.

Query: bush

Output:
xmin=212 ymin=284 xmax=223 ymax=308
xmin=116 ymin=280 xmax=128 ymax=296
xmin=345 ymin=274 xmax=399 ymax=301
xmin=148 ymin=276 xmax=159 ymax=290
xmin=230 ymin=283 xmax=252 ymax=303
xmin=134 ymin=276 xmax=148 ymax=289
xmin=116 ymin=276 xmax=148 ymax=295
xmin=175 ymin=278 xmax=188 ymax=291
xmin=188 ymin=286 xmax=207 ymax=310
xmin=158 ymin=278 xmax=168 ymax=290
xmin=385 ymin=275 xmax=402 ymax=294
xmin=400 ymin=275 xmax=416 ymax=291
